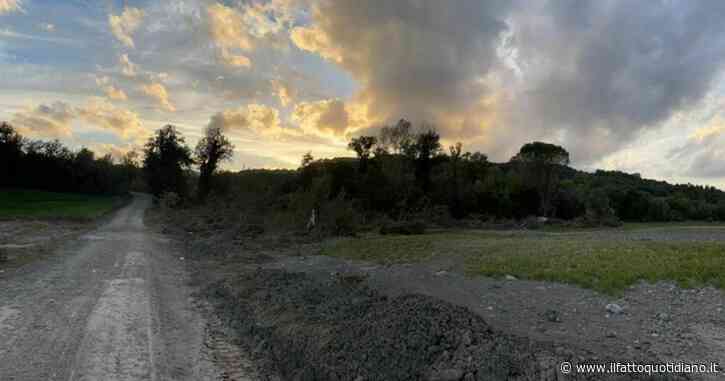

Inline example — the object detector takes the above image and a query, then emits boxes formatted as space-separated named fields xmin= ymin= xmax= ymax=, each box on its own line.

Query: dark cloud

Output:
xmin=508 ymin=0 xmax=725 ymax=162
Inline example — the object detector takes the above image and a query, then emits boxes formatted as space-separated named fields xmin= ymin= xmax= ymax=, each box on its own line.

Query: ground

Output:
xmin=0 ymin=194 xmax=251 ymax=380
xmin=156 ymin=203 xmax=725 ymax=380
xmin=2 ymin=194 xmax=725 ymax=380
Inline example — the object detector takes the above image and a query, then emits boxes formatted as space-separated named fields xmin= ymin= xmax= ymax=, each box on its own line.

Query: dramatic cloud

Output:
xmin=109 ymin=7 xmax=144 ymax=48
xmin=12 ymin=102 xmax=75 ymax=138
xmin=140 ymin=82 xmax=175 ymax=112
xmin=292 ymin=99 xmax=348 ymax=137
xmin=502 ymin=1 xmax=725 ymax=162
xmin=208 ymin=104 xmax=283 ymax=136
xmin=289 ymin=0 xmax=510 ymax=140
xmin=0 ymin=0 xmax=22 ymax=15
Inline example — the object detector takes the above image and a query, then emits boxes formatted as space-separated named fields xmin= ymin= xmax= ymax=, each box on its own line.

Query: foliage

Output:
xmin=0 ymin=122 xmax=137 ymax=195
xmin=194 ymin=125 xmax=234 ymax=201
xmin=143 ymin=125 xmax=193 ymax=199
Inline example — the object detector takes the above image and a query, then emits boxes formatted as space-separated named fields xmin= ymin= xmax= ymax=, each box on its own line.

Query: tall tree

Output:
xmin=406 ymin=128 xmax=441 ymax=193
xmin=143 ymin=125 xmax=193 ymax=199
xmin=347 ymin=135 xmax=377 ymax=173
xmin=511 ymin=141 xmax=570 ymax=216
xmin=195 ymin=125 xmax=234 ymax=201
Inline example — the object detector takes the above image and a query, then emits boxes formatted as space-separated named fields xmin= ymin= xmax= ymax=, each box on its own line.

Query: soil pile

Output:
xmin=207 ymin=269 xmax=686 ymax=381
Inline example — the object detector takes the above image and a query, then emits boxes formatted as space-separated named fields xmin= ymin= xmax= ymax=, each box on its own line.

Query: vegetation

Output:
xmin=0 ymin=122 xmax=139 ymax=195
xmin=195 ymin=125 xmax=234 ymax=201
xmin=143 ymin=125 xmax=194 ymax=199
xmin=0 ymin=189 xmax=124 ymax=219
xmin=321 ymin=230 xmax=725 ymax=294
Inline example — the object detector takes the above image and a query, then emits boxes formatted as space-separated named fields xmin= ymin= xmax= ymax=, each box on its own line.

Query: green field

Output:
xmin=321 ymin=229 xmax=725 ymax=295
xmin=0 ymin=189 xmax=126 ymax=220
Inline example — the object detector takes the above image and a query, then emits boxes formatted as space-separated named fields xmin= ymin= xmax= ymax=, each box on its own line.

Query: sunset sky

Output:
xmin=3 ymin=0 xmax=725 ymax=187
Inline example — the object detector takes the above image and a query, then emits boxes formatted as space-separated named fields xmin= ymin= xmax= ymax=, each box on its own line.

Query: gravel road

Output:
xmin=0 ymin=194 xmax=236 ymax=380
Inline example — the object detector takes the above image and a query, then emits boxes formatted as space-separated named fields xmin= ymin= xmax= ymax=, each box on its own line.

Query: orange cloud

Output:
xmin=140 ymin=82 xmax=175 ymax=112
xmin=207 ymin=3 xmax=253 ymax=68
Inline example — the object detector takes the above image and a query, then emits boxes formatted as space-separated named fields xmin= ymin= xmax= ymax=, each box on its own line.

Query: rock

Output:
xmin=606 ymin=303 xmax=624 ymax=315
xmin=504 ymin=275 xmax=517 ymax=281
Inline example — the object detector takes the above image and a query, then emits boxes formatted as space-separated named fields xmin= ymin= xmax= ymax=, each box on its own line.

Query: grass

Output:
xmin=0 ymin=189 xmax=125 ymax=220
xmin=321 ymin=229 xmax=725 ymax=295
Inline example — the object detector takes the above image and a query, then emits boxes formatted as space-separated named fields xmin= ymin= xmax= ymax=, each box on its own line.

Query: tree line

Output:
xmin=0 ymin=122 xmax=138 ymax=195
xmin=0 ymin=121 xmax=233 ymax=201
xmin=4 ymin=116 xmax=725 ymax=226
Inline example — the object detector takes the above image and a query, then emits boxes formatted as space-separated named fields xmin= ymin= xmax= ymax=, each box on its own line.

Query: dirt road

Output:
xmin=0 ymin=194 xmax=233 ymax=380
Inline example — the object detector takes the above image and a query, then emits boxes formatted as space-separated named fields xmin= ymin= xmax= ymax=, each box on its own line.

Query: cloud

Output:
xmin=140 ymin=82 xmax=175 ymax=112
xmin=10 ymin=99 xmax=144 ymax=141
xmin=208 ymin=104 xmax=283 ymax=136
xmin=11 ymin=101 xmax=75 ymax=138
xmin=288 ymin=1 xmax=725 ymax=166
xmin=289 ymin=0 xmax=510 ymax=142
xmin=501 ymin=1 xmax=725 ymax=162
xmin=76 ymin=98 xmax=144 ymax=140
xmin=119 ymin=54 xmax=137 ymax=77
xmin=0 ymin=0 xmax=22 ymax=15
xmin=292 ymin=99 xmax=348 ymax=137
xmin=271 ymin=79 xmax=295 ymax=107
xmin=109 ymin=7 xmax=144 ymax=48
xmin=206 ymin=3 xmax=253 ymax=68
xmin=95 ymin=76 xmax=128 ymax=101
xmin=668 ymin=116 xmax=725 ymax=178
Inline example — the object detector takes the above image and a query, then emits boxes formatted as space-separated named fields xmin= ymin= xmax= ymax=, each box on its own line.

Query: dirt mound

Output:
xmin=207 ymin=269 xmax=685 ymax=381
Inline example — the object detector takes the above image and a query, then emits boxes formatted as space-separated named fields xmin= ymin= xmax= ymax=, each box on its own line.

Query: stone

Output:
xmin=606 ymin=303 xmax=624 ymax=314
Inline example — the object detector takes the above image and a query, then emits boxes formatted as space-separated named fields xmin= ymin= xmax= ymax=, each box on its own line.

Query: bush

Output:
xmin=322 ymin=191 xmax=358 ymax=236
xmin=380 ymin=221 xmax=427 ymax=235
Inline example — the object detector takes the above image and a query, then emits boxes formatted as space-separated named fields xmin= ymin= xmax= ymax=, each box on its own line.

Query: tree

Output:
xmin=406 ymin=128 xmax=441 ymax=193
xmin=0 ymin=122 xmax=24 ymax=186
xmin=378 ymin=119 xmax=413 ymax=154
xmin=347 ymin=135 xmax=377 ymax=173
xmin=511 ymin=142 xmax=570 ymax=216
xmin=448 ymin=142 xmax=465 ymax=218
xmin=195 ymin=125 xmax=234 ymax=201
xmin=143 ymin=125 xmax=193 ymax=199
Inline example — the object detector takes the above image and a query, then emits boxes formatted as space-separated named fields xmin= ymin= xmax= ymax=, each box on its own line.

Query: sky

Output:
xmin=3 ymin=0 xmax=725 ymax=188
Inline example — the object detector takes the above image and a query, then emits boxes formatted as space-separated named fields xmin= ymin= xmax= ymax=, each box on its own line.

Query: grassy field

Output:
xmin=321 ymin=229 xmax=725 ymax=295
xmin=0 ymin=189 xmax=125 ymax=220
